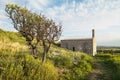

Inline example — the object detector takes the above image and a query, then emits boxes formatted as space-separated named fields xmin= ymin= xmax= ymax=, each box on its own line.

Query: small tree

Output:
xmin=37 ymin=18 xmax=62 ymax=63
xmin=5 ymin=4 xmax=40 ymax=57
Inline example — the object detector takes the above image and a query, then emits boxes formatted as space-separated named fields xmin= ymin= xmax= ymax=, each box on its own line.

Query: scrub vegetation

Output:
xmin=0 ymin=29 xmax=93 ymax=80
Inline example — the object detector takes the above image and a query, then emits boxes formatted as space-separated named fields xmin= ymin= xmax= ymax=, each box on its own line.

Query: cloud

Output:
xmin=40 ymin=0 xmax=120 ymax=46
xmin=0 ymin=0 xmax=120 ymax=46
xmin=27 ymin=0 xmax=52 ymax=11
xmin=44 ymin=0 xmax=120 ymax=29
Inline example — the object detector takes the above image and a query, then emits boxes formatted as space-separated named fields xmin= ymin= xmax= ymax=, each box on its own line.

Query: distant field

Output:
xmin=97 ymin=46 xmax=120 ymax=54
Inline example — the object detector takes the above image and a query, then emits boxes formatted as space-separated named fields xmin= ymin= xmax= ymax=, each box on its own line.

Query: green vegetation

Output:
xmin=0 ymin=29 xmax=93 ymax=80
xmin=0 ymin=29 xmax=26 ymax=44
xmin=0 ymin=29 xmax=27 ymax=54
xmin=1 ymin=29 xmax=120 ymax=80
xmin=97 ymin=46 xmax=120 ymax=54
xmin=96 ymin=54 xmax=120 ymax=80
xmin=0 ymin=54 xmax=58 ymax=80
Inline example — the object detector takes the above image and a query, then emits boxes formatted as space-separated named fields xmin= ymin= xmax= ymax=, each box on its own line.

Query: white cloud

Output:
xmin=27 ymin=0 xmax=52 ymax=10
xmin=46 ymin=1 xmax=119 ymax=28
xmin=37 ymin=0 xmax=50 ymax=6
xmin=0 ymin=0 xmax=120 ymax=46
xmin=42 ymin=0 xmax=120 ymax=46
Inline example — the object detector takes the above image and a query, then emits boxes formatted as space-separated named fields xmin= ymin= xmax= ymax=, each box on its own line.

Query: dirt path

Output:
xmin=87 ymin=57 xmax=113 ymax=80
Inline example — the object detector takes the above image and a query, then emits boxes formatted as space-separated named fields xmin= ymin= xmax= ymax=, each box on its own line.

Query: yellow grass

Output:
xmin=0 ymin=41 xmax=28 ymax=54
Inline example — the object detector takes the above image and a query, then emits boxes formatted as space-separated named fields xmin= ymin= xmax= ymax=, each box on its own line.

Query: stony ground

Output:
xmin=87 ymin=57 xmax=113 ymax=80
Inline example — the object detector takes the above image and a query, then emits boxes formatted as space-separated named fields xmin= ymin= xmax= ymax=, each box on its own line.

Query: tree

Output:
xmin=5 ymin=4 xmax=40 ymax=57
xmin=37 ymin=18 xmax=62 ymax=63
xmin=5 ymin=4 xmax=62 ymax=63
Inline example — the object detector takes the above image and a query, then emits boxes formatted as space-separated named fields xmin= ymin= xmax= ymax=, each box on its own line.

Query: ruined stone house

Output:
xmin=61 ymin=29 xmax=97 ymax=56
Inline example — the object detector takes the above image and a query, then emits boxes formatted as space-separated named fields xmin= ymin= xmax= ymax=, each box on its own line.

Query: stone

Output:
xmin=61 ymin=29 xmax=97 ymax=56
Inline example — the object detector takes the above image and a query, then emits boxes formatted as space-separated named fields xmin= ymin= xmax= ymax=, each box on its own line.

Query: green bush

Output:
xmin=110 ymin=56 xmax=120 ymax=80
xmin=1 ymin=63 xmax=24 ymax=80
xmin=53 ymin=55 xmax=73 ymax=68
xmin=97 ymin=54 xmax=120 ymax=80
xmin=67 ymin=58 xmax=92 ymax=80
xmin=39 ymin=61 xmax=58 ymax=80
xmin=52 ymin=53 xmax=93 ymax=80
xmin=0 ymin=54 xmax=58 ymax=80
xmin=53 ymin=41 xmax=61 ymax=47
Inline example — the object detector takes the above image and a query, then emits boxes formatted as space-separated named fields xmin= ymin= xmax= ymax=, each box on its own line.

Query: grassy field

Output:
xmin=97 ymin=46 xmax=120 ymax=54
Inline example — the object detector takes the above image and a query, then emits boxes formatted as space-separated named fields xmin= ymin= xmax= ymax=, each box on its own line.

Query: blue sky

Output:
xmin=0 ymin=0 xmax=120 ymax=46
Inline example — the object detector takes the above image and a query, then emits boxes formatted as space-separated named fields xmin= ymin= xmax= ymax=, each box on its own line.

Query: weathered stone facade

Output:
xmin=61 ymin=29 xmax=97 ymax=56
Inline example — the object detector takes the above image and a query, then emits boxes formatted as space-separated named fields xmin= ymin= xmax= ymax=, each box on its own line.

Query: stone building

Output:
xmin=61 ymin=29 xmax=97 ymax=56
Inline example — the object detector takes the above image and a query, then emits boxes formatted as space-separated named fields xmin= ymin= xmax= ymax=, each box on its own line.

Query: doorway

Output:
xmin=73 ymin=47 xmax=75 ymax=51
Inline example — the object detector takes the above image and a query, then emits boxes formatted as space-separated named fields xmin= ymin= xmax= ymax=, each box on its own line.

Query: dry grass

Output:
xmin=0 ymin=41 xmax=28 ymax=54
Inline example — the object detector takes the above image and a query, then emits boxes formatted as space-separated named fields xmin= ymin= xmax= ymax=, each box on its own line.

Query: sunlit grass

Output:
xmin=0 ymin=41 xmax=28 ymax=54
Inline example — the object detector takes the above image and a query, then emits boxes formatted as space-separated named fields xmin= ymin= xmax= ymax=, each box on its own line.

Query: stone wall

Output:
xmin=61 ymin=29 xmax=97 ymax=56
xmin=61 ymin=39 xmax=94 ymax=55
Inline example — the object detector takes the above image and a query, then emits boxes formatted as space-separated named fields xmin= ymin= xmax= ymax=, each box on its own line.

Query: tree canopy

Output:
xmin=5 ymin=4 xmax=62 ymax=63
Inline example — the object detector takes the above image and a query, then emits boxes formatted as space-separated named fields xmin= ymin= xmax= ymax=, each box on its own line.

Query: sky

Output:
xmin=0 ymin=0 xmax=120 ymax=46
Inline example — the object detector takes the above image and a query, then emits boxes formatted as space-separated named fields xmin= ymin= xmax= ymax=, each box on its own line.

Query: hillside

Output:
xmin=0 ymin=29 xmax=27 ymax=53
xmin=0 ymin=29 xmax=93 ymax=80
xmin=1 ymin=29 xmax=120 ymax=80
xmin=0 ymin=29 xmax=26 ymax=44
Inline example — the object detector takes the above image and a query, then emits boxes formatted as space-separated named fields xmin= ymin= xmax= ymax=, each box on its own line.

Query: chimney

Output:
xmin=92 ymin=29 xmax=95 ymax=38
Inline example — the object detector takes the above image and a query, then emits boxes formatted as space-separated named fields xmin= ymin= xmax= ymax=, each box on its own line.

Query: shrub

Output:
xmin=70 ymin=60 xmax=92 ymax=80
xmin=39 ymin=61 xmax=58 ymax=80
xmin=97 ymin=54 xmax=120 ymax=80
xmin=110 ymin=56 xmax=120 ymax=80
xmin=53 ymin=55 xmax=73 ymax=68
xmin=52 ymin=52 xmax=93 ymax=80
xmin=1 ymin=63 xmax=24 ymax=80
xmin=0 ymin=54 xmax=58 ymax=80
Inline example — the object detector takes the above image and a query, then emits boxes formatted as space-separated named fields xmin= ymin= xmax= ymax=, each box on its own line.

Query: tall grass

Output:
xmin=0 ymin=47 xmax=94 ymax=80
xmin=0 ymin=41 xmax=28 ymax=54
xmin=96 ymin=54 xmax=120 ymax=80
xmin=0 ymin=54 xmax=58 ymax=80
